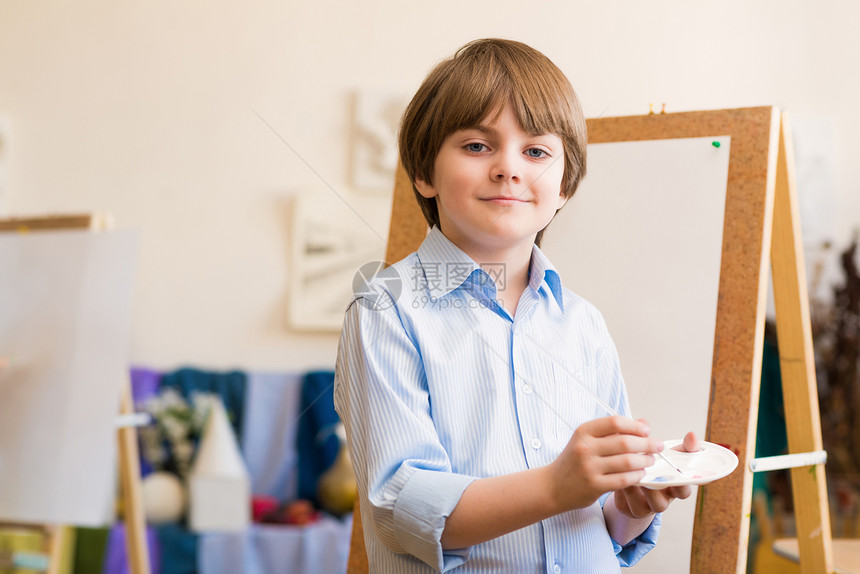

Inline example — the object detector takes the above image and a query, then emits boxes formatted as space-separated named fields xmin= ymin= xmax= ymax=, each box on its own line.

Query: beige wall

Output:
xmin=1 ymin=2 xmax=856 ymax=572
xmin=1 ymin=1 xmax=857 ymax=373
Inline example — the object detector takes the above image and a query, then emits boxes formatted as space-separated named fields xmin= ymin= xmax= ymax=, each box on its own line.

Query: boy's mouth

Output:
xmin=482 ymin=196 xmax=527 ymax=205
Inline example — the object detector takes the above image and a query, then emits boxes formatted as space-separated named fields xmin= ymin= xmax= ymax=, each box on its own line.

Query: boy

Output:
xmin=334 ymin=38 xmax=697 ymax=573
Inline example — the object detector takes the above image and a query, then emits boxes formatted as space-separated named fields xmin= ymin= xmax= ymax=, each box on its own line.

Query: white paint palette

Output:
xmin=639 ymin=440 xmax=739 ymax=490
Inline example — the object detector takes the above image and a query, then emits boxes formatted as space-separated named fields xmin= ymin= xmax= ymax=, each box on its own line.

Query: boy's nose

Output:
xmin=493 ymin=171 xmax=520 ymax=181
xmin=491 ymin=154 xmax=521 ymax=182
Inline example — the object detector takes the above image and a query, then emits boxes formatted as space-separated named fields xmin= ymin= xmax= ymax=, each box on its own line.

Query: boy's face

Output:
xmin=415 ymin=103 xmax=567 ymax=257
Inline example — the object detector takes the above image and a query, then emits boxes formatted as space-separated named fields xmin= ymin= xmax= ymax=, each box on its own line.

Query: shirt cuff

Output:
xmin=610 ymin=511 xmax=662 ymax=567
xmin=393 ymin=468 xmax=478 ymax=572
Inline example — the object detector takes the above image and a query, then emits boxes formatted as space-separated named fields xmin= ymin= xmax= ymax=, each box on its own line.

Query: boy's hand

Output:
xmin=548 ymin=415 xmax=661 ymax=512
xmin=612 ymin=431 xmax=700 ymax=519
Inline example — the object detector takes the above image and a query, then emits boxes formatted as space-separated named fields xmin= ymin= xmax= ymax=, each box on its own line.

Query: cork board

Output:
xmin=371 ymin=107 xmax=780 ymax=573
xmin=383 ymin=163 xmax=427 ymax=266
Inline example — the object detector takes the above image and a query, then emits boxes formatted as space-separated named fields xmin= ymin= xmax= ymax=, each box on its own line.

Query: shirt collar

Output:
xmin=416 ymin=226 xmax=481 ymax=299
xmin=529 ymin=243 xmax=565 ymax=311
xmin=415 ymin=225 xmax=565 ymax=310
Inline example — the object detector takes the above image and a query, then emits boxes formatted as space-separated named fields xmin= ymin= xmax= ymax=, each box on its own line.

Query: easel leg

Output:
xmin=117 ymin=378 xmax=151 ymax=574
xmin=45 ymin=525 xmax=65 ymax=574
xmin=346 ymin=499 xmax=369 ymax=574
xmin=771 ymin=112 xmax=834 ymax=574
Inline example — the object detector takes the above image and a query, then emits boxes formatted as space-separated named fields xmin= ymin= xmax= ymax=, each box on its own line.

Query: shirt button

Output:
xmin=531 ymin=437 xmax=542 ymax=450
xmin=574 ymin=370 xmax=583 ymax=381
xmin=553 ymin=564 xmax=561 ymax=573
xmin=522 ymin=384 xmax=533 ymax=394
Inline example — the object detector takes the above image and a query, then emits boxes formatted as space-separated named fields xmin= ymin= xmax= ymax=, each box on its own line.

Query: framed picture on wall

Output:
xmin=288 ymin=190 xmax=391 ymax=332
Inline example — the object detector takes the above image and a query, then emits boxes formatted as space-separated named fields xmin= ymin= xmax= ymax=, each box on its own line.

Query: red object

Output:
xmin=251 ymin=495 xmax=280 ymax=522
xmin=282 ymin=499 xmax=320 ymax=525
xmin=251 ymin=497 xmax=321 ymax=526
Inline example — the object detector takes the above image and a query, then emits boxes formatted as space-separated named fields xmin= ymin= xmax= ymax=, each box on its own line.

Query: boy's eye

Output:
xmin=526 ymin=148 xmax=548 ymax=158
xmin=465 ymin=142 xmax=487 ymax=153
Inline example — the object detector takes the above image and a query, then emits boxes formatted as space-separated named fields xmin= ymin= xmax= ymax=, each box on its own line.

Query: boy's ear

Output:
xmin=414 ymin=178 xmax=437 ymax=199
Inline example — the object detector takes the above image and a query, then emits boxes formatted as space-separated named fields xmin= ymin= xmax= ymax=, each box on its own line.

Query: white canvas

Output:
xmin=541 ymin=136 xmax=730 ymax=573
xmin=0 ymin=230 xmax=138 ymax=526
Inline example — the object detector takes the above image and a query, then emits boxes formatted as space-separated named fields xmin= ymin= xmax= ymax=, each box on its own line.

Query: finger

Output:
xmin=573 ymin=433 xmax=662 ymax=461
xmin=642 ymin=487 xmax=673 ymax=514
xmin=619 ymin=486 xmax=654 ymax=518
xmin=683 ymin=432 xmax=700 ymax=452
xmin=666 ymin=485 xmax=693 ymax=501
xmin=599 ymin=452 xmax=656 ymax=475
xmin=600 ymin=470 xmax=648 ymax=492
xmin=594 ymin=433 xmax=663 ymax=457
xmin=581 ymin=415 xmax=651 ymax=439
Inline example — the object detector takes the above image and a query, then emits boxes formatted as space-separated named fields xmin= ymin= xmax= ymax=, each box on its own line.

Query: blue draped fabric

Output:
xmin=296 ymin=371 xmax=340 ymax=504
xmin=156 ymin=524 xmax=198 ymax=574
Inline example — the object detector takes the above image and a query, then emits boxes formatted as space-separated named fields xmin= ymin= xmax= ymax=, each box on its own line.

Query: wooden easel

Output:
xmin=0 ymin=213 xmax=151 ymax=574
xmin=346 ymin=106 xmax=833 ymax=573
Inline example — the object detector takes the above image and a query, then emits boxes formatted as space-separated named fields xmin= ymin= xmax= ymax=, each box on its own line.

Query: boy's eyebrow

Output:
xmin=459 ymin=125 xmax=497 ymax=136
xmin=458 ymin=125 xmax=556 ymax=140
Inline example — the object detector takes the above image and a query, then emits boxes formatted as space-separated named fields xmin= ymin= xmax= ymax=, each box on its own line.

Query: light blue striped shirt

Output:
xmin=334 ymin=226 xmax=660 ymax=573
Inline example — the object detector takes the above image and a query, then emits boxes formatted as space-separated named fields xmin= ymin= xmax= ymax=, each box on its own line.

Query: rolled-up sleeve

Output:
xmin=597 ymin=493 xmax=661 ymax=567
xmin=334 ymin=289 xmax=478 ymax=571
xmin=393 ymin=467 xmax=475 ymax=568
xmin=610 ymin=510 xmax=661 ymax=567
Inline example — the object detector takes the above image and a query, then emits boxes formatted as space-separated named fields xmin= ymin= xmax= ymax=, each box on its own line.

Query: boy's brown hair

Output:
xmin=398 ymin=38 xmax=588 ymax=246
